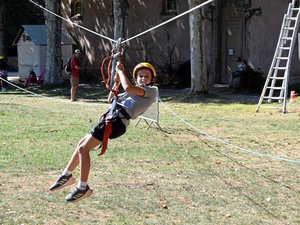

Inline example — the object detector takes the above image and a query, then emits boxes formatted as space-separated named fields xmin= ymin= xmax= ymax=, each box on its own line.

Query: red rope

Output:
xmin=99 ymin=52 xmax=121 ymax=156
xmin=98 ymin=115 xmax=112 ymax=156
xmin=101 ymin=56 xmax=113 ymax=90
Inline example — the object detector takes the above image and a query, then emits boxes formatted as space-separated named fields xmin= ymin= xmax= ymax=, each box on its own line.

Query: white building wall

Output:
xmin=17 ymin=37 xmax=39 ymax=80
xmin=17 ymin=31 xmax=73 ymax=80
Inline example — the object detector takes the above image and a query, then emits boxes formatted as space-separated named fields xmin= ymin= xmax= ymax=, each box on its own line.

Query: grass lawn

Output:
xmin=0 ymin=83 xmax=300 ymax=225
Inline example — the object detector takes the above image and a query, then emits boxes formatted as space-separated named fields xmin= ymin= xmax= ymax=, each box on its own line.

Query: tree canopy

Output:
xmin=1 ymin=0 xmax=44 ymax=56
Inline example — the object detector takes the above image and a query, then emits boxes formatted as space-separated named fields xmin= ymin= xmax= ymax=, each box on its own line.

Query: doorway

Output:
xmin=221 ymin=7 xmax=245 ymax=83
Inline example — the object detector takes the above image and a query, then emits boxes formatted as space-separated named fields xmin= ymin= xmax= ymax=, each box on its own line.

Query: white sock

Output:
xmin=62 ymin=169 xmax=72 ymax=176
xmin=77 ymin=181 xmax=88 ymax=190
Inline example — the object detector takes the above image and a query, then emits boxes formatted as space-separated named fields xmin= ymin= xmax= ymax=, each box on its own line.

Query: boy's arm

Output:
xmin=116 ymin=61 xmax=145 ymax=96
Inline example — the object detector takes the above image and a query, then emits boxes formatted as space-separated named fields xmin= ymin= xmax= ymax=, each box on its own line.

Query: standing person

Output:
xmin=49 ymin=61 xmax=157 ymax=203
xmin=70 ymin=49 xmax=81 ymax=102
xmin=0 ymin=56 xmax=8 ymax=92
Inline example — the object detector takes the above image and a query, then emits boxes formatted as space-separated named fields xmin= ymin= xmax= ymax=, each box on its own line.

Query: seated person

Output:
xmin=230 ymin=57 xmax=246 ymax=88
xmin=25 ymin=68 xmax=38 ymax=87
xmin=232 ymin=56 xmax=246 ymax=79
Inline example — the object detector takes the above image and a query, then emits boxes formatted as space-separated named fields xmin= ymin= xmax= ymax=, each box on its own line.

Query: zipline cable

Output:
xmin=121 ymin=0 xmax=215 ymax=44
xmin=0 ymin=77 xmax=54 ymax=99
xmin=28 ymin=0 xmax=116 ymax=43
xmin=28 ymin=0 xmax=214 ymax=45
xmin=2 ymin=75 xmax=300 ymax=165
xmin=0 ymin=77 xmax=109 ymax=107
xmin=159 ymin=99 xmax=300 ymax=165
xmin=9 ymin=0 xmax=300 ymax=165
xmin=196 ymin=134 xmax=297 ymax=193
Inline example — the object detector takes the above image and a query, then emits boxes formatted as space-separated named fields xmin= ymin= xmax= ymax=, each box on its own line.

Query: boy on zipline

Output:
xmin=49 ymin=61 xmax=157 ymax=203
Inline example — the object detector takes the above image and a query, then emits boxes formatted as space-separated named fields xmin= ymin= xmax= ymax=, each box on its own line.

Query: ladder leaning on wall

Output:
xmin=256 ymin=0 xmax=300 ymax=113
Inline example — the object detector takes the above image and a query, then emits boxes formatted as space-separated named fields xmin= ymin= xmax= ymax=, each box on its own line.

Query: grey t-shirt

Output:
xmin=117 ymin=85 xmax=157 ymax=125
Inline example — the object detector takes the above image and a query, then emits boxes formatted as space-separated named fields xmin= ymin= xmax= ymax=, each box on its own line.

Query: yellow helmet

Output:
xmin=0 ymin=56 xmax=4 ymax=60
xmin=133 ymin=62 xmax=156 ymax=79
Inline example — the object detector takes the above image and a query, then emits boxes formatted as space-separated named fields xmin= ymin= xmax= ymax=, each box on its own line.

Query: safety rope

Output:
xmin=2 ymin=76 xmax=300 ymax=165
xmin=22 ymin=0 xmax=300 ymax=164
xmin=98 ymin=38 xmax=124 ymax=156
xmin=159 ymin=99 xmax=300 ymax=165
xmin=101 ymin=56 xmax=113 ymax=90
xmin=28 ymin=0 xmax=116 ymax=43
xmin=121 ymin=0 xmax=215 ymax=44
xmin=28 ymin=0 xmax=215 ymax=45
xmin=0 ymin=77 xmax=110 ymax=107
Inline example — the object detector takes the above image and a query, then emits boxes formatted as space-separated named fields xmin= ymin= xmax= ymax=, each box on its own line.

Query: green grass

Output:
xmin=0 ymin=84 xmax=300 ymax=225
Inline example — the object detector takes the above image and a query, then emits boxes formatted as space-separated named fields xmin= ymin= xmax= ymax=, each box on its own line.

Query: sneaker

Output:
xmin=65 ymin=186 xmax=93 ymax=203
xmin=70 ymin=98 xmax=77 ymax=102
xmin=49 ymin=174 xmax=76 ymax=191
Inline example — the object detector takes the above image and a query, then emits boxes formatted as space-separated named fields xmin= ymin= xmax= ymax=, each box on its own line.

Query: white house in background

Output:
xmin=13 ymin=25 xmax=74 ymax=81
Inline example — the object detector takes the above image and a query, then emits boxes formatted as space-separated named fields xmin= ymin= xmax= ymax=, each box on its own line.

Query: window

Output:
xmin=162 ymin=0 xmax=177 ymax=15
xmin=22 ymin=34 xmax=31 ymax=42
xmin=71 ymin=0 xmax=82 ymax=17
xmin=223 ymin=0 xmax=245 ymax=7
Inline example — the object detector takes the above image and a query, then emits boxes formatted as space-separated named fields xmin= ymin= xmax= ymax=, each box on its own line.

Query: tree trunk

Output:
xmin=113 ymin=0 xmax=128 ymax=40
xmin=111 ymin=0 xmax=128 ymax=84
xmin=188 ymin=0 xmax=208 ymax=94
xmin=44 ymin=0 xmax=63 ymax=84
xmin=0 ymin=1 xmax=7 ymax=57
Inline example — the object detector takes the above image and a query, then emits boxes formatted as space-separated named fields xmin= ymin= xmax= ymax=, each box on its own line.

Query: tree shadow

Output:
xmin=6 ymin=80 xmax=260 ymax=105
xmin=158 ymin=86 xmax=260 ymax=105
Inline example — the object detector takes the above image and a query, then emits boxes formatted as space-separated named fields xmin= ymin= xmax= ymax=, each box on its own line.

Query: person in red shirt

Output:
xmin=70 ymin=49 xmax=81 ymax=101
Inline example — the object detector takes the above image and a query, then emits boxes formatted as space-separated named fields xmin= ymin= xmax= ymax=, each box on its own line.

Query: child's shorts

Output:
xmin=90 ymin=115 xmax=127 ymax=141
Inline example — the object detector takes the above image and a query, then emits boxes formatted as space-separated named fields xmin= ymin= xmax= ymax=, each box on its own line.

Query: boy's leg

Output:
xmin=78 ymin=134 xmax=101 ymax=182
xmin=65 ymin=134 xmax=101 ymax=203
xmin=49 ymin=134 xmax=91 ymax=191
xmin=64 ymin=134 xmax=90 ymax=172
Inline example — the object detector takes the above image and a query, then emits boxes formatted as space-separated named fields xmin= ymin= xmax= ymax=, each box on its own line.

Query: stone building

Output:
xmin=61 ymin=0 xmax=300 ymax=86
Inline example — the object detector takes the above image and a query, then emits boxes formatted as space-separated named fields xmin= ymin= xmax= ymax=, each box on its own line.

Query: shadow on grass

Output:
xmin=8 ymin=81 xmax=110 ymax=102
xmin=159 ymin=87 xmax=260 ymax=105
xmin=6 ymin=80 xmax=260 ymax=105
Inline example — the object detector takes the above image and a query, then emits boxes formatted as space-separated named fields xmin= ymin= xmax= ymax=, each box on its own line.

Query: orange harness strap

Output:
xmin=98 ymin=38 xmax=123 ymax=156
xmin=98 ymin=116 xmax=113 ymax=156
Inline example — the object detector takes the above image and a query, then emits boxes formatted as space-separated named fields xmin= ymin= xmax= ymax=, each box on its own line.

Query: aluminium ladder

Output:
xmin=256 ymin=0 xmax=300 ymax=113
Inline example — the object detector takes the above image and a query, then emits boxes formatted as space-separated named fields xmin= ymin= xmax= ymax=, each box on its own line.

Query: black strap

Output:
xmin=100 ymin=102 xmax=131 ymax=121
xmin=116 ymin=104 xmax=131 ymax=120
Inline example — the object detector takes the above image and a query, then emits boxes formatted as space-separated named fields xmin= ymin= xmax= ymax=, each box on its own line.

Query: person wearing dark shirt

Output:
xmin=0 ymin=56 xmax=8 ymax=92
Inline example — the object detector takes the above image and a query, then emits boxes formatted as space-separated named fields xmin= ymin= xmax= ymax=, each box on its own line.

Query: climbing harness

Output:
xmin=99 ymin=38 xmax=124 ymax=156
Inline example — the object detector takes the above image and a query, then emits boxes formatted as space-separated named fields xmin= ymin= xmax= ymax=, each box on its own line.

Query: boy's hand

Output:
xmin=114 ymin=74 xmax=120 ymax=84
xmin=116 ymin=61 xmax=124 ymax=74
